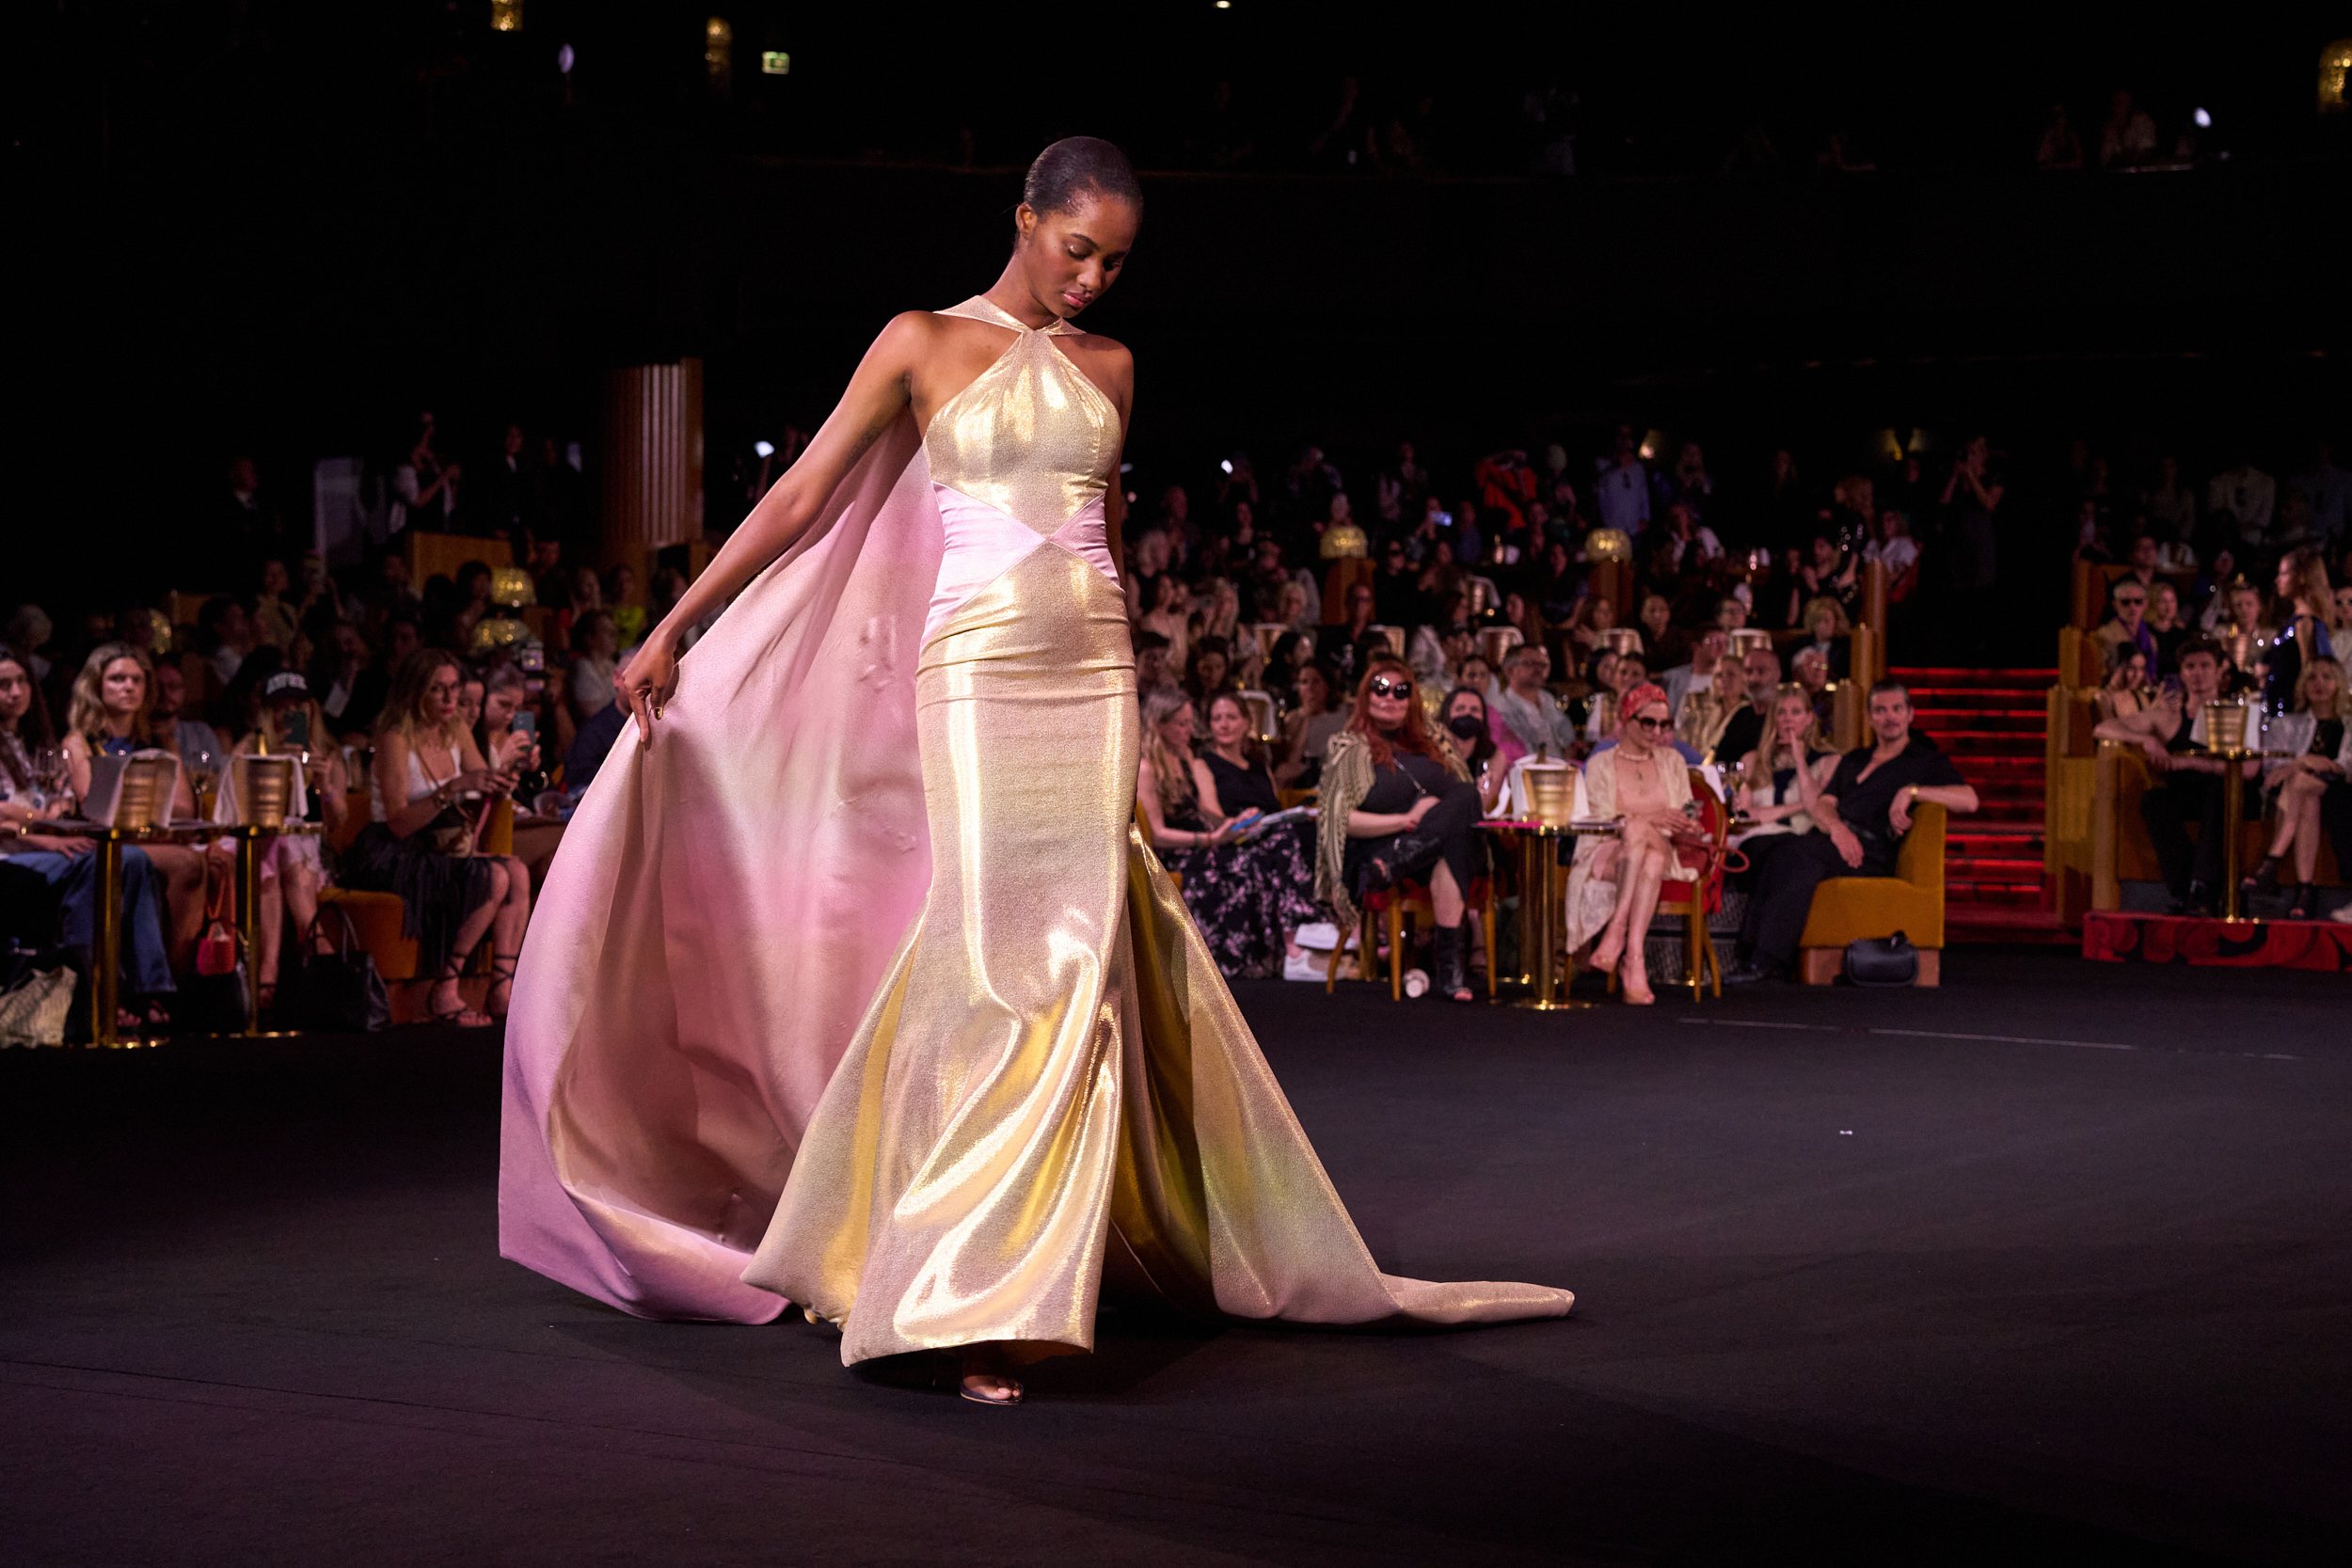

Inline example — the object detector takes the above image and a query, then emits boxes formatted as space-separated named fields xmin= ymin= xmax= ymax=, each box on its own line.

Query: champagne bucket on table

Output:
xmin=1524 ymin=762 xmax=1576 ymax=826
xmin=1378 ymin=625 xmax=1406 ymax=658
xmin=1603 ymin=627 xmax=1642 ymax=657
xmin=1479 ymin=626 xmax=1523 ymax=669
xmin=114 ymin=760 xmax=165 ymax=832
xmin=1240 ymin=689 xmax=1279 ymax=744
xmin=1250 ymin=623 xmax=1285 ymax=662
xmin=236 ymin=755 xmax=296 ymax=827
xmin=2202 ymin=702 xmax=2248 ymax=752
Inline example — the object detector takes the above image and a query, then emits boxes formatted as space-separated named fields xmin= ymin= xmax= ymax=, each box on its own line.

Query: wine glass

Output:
xmin=186 ymin=747 xmax=221 ymax=821
xmin=31 ymin=747 xmax=70 ymax=812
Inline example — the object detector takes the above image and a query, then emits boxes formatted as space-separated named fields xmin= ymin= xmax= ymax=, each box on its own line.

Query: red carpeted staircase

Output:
xmin=1891 ymin=666 xmax=2071 ymax=942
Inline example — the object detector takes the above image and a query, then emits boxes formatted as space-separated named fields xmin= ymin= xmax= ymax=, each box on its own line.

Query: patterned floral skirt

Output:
xmin=1163 ymin=817 xmax=1322 ymax=979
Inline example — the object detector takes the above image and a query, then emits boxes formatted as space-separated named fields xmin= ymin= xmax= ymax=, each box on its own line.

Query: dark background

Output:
xmin=11 ymin=1 xmax=2350 ymax=607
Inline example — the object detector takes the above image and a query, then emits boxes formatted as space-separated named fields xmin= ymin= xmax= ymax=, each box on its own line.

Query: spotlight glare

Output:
xmin=2193 ymin=106 xmax=2212 ymax=127
xmin=1220 ymin=459 xmax=1233 ymax=473
xmin=754 ymin=440 xmax=775 ymax=458
xmin=557 ymin=43 xmax=575 ymax=73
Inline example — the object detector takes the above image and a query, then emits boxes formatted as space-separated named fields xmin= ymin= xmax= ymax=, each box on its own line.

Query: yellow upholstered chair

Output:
xmin=1795 ymin=802 xmax=1947 ymax=986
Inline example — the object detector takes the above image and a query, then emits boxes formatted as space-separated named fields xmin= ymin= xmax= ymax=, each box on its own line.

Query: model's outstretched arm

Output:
xmin=622 ymin=314 xmax=932 ymax=743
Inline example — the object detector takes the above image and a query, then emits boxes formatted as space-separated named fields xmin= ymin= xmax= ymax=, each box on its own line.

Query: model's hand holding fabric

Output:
xmin=501 ymin=137 xmax=1569 ymax=1411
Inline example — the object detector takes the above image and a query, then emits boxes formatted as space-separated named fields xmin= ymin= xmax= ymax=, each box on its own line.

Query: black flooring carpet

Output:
xmin=3 ymin=949 xmax=2347 ymax=1565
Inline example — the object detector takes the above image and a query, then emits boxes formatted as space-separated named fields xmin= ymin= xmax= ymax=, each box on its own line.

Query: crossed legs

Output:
xmin=1590 ymin=817 xmax=1673 ymax=1004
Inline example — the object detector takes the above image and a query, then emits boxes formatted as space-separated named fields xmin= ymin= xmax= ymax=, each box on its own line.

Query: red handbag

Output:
xmin=195 ymin=871 xmax=239 ymax=978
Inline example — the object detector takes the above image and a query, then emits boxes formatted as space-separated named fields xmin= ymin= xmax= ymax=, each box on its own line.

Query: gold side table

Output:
xmin=22 ymin=818 xmax=323 ymax=1046
xmin=1483 ymin=819 xmax=1622 ymax=1011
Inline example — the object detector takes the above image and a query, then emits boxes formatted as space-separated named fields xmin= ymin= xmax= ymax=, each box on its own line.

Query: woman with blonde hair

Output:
xmin=59 ymin=642 xmax=209 ymax=982
xmin=1798 ymin=594 xmax=1851 ymax=679
xmin=2245 ymin=655 xmax=2351 ymax=919
xmin=339 ymin=648 xmax=532 ymax=1025
xmin=1138 ymin=689 xmax=1318 ymax=979
xmin=1730 ymin=683 xmax=1839 ymax=892
xmin=1675 ymin=657 xmax=1747 ymax=759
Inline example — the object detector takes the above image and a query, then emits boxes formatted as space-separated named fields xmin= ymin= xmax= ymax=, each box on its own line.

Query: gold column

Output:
xmin=600 ymin=359 xmax=706 ymax=570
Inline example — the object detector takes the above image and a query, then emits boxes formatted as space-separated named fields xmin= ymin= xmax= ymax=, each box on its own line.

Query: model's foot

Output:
xmin=1621 ymin=954 xmax=1655 ymax=1006
xmin=959 ymin=1348 xmax=1023 ymax=1406
xmin=1589 ymin=933 xmax=1624 ymax=974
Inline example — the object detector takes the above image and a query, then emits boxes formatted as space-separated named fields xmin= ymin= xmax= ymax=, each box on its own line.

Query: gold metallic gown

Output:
xmin=740 ymin=298 xmax=1570 ymax=1363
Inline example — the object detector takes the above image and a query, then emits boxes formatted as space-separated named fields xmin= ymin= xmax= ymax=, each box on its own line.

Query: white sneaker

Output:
xmin=2331 ymin=905 xmax=2352 ymax=925
xmin=1284 ymin=949 xmax=1328 ymax=981
xmin=1293 ymin=921 xmax=1358 ymax=952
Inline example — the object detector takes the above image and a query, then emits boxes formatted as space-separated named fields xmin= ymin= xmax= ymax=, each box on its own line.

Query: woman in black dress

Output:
xmin=1136 ymin=689 xmax=1318 ymax=978
xmin=1313 ymin=658 xmax=1484 ymax=1003
xmin=2247 ymin=655 xmax=2349 ymax=919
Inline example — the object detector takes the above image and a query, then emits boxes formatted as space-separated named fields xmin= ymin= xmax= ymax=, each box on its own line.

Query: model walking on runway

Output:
xmin=500 ymin=138 xmax=1571 ymax=1405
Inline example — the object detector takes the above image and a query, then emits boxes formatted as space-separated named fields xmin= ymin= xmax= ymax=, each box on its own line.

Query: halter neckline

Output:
xmin=942 ymin=295 xmax=1083 ymax=336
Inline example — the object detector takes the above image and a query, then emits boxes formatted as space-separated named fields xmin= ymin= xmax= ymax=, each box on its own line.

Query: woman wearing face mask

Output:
xmin=1440 ymin=686 xmax=1511 ymax=816
xmin=1315 ymin=659 xmax=1486 ymax=1003
xmin=1564 ymin=684 xmax=1705 ymax=1006
xmin=1138 ymin=690 xmax=1319 ymax=980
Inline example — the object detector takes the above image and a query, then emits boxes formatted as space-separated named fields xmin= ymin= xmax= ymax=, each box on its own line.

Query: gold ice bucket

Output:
xmin=1524 ymin=762 xmax=1576 ymax=826
xmin=114 ymin=758 xmax=168 ymax=832
xmin=1378 ymin=625 xmax=1406 ymax=658
xmin=1250 ymin=623 xmax=1286 ymax=661
xmin=2202 ymin=702 xmax=2248 ymax=752
xmin=1729 ymin=628 xmax=1773 ymax=659
xmin=1240 ymin=689 xmax=1279 ymax=744
xmin=1478 ymin=626 xmax=1523 ymax=669
xmin=1603 ymin=627 xmax=1643 ymax=657
xmin=236 ymin=754 xmax=296 ymax=828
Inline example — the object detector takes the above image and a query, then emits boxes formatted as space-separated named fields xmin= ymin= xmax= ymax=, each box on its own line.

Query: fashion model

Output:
xmin=500 ymin=139 xmax=1571 ymax=1405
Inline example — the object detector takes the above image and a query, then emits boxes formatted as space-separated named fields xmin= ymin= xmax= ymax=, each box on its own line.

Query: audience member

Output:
xmin=340 ymin=650 xmax=532 ymax=1027
xmin=2094 ymin=638 xmax=2252 ymax=916
xmin=1136 ymin=689 xmax=1317 ymax=981
xmin=568 ymin=611 xmax=621 ymax=727
xmin=1491 ymin=644 xmax=1575 ymax=758
xmin=1728 ymin=683 xmax=1839 ymax=895
xmin=2246 ymin=657 xmax=2350 ymax=919
xmin=1565 ymin=683 xmax=1702 ymax=1006
xmin=1314 ymin=659 xmax=1485 ymax=1003
xmin=230 ymin=671 xmax=351 ymax=1015
xmin=1728 ymin=680 xmax=1978 ymax=982
xmin=1713 ymin=644 xmax=1782 ymax=766
xmin=1439 ymin=685 xmax=1514 ymax=816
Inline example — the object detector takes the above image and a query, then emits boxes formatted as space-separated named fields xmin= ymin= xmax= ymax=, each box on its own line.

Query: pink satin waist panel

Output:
xmin=926 ymin=484 xmax=1117 ymax=643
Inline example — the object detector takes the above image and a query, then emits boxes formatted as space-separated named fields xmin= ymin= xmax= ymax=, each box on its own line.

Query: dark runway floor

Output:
xmin=3 ymin=948 xmax=2347 ymax=1565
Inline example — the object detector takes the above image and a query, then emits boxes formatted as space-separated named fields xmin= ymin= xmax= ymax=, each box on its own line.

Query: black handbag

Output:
xmin=278 ymin=906 xmax=391 ymax=1032
xmin=1845 ymin=929 xmax=1919 ymax=987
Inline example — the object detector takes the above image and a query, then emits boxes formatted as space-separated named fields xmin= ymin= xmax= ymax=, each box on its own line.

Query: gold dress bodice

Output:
xmin=925 ymin=296 xmax=1121 ymax=533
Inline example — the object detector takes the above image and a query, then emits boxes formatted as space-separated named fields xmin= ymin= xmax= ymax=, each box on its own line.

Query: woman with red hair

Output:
xmin=1312 ymin=657 xmax=1484 ymax=1001
xmin=1563 ymin=682 xmax=1704 ymax=1005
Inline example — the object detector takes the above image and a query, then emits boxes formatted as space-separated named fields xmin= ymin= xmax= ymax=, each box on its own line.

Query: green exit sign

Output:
xmin=760 ymin=50 xmax=789 ymax=74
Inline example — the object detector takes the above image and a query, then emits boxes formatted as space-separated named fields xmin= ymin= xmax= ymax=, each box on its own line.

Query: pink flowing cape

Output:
xmin=498 ymin=417 xmax=940 ymax=1322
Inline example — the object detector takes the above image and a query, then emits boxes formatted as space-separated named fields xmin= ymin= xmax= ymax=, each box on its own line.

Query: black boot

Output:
xmin=2241 ymin=854 xmax=2282 ymax=895
xmin=1361 ymin=831 xmax=1445 ymax=895
xmin=1430 ymin=923 xmax=1471 ymax=1001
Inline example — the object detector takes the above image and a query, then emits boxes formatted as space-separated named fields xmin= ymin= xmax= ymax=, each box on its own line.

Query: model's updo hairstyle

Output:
xmin=1022 ymin=136 xmax=1143 ymax=220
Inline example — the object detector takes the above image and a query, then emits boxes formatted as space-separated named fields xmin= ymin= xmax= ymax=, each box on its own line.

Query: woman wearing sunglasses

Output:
xmin=1314 ymin=658 xmax=1486 ymax=1002
xmin=1564 ymin=683 xmax=1705 ymax=1005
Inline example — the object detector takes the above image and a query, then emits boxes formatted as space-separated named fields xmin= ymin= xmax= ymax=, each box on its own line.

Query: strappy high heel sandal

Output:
xmin=2241 ymin=854 xmax=2282 ymax=895
xmin=429 ymin=960 xmax=493 ymax=1028
xmin=2285 ymin=882 xmax=2318 ymax=921
xmin=485 ymin=953 xmax=521 ymax=1020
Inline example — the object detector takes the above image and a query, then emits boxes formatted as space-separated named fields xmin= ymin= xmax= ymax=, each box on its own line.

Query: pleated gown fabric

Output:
xmin=501 ymin=297 xmax=1572 ymax=1356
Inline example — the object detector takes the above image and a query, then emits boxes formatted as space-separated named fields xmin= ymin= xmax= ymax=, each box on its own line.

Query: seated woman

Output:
xmin=1565 ymin=594 xmax=1617 ymax=662
xmin=1274 ymin=661 xmax=1347 ymax=791
xmin=1791 ymin=645 xmax=1836 ymax=727
xmin=1138 ymin=571 xmax=1192 ymax=677
xmin=60 ymin=642 xmax=209 ymax=997
xmin=1676 ymin=657 xmax=1748 ymax=761
xmin=2096 ymin=640 xmax=2152 ymax=721
xmin=1264 ymin=630 xmax=1315 ymax=707
xmin=340 ymin=650 xmax=532 ymax=1027
xmin=228 ymin=669 xmax=350 ymax=1017
xmin=1136 ymin=689 xmax=1317 ymax=980
xmin=0 ymin=646 xmax=174 ymax=1031
xmin=1564 ymin=684 xmax=1707 ymax=1006
xmin=1797 ymin=595 xmax=1851 ymax=680
xmin=2147 ymin=581 xmax=2191 ymax=673
xmin=1184 ymin=635 xmax=1238 ymax=726
xmin=2263 ymin=548 xmax=2334 ymax=715
xmin=2245 ymin=657 xmax=2350 ymax=919
xmin=1728 ymin=683 xmax=1838 ymax=895
xmin=566 ymin=610 xmax=621 ymax=729
xmin=1439 ymin=685 xmax=1512 ymax=816
xmin=1313 ymin=658 xmax=1486 ymax=1004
